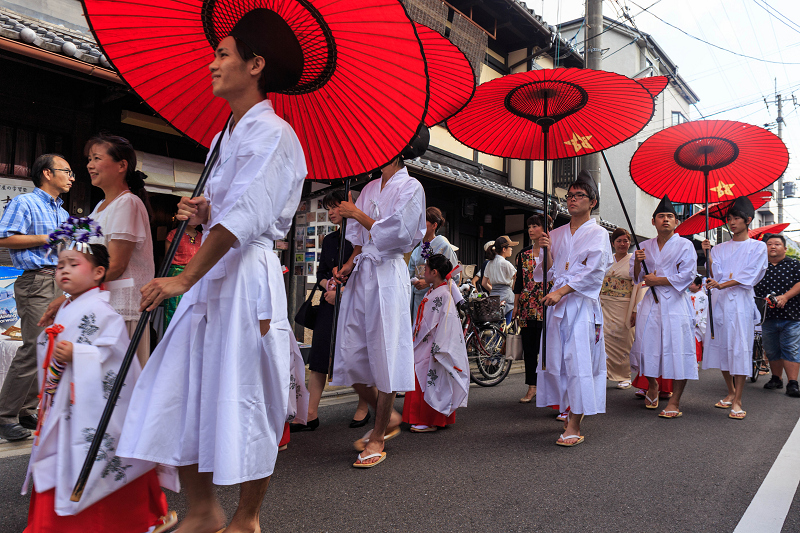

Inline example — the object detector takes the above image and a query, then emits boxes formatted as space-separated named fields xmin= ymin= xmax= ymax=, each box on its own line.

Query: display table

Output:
xmin=0 ymin=337 xmax=22 ymax=392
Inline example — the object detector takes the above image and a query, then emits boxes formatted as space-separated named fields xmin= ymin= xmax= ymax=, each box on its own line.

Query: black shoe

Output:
xmin=786 ymin=380 xmax=800 ymax=398
xmin=19 ymin=414 xmax=38 ymax=430
xmin=349 ymin=411 xmax=371 ymax=428
xmin=289 ymin=417 xmax=319 ymax=433
xmin=0 ymin=423 xmax=31 ymax=442
xmin=764 ymin=376 xmax=783 ymax=390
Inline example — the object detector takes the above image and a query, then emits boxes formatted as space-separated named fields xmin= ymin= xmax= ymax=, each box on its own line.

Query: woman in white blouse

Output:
xmin=40 ymin=134 xmax=154 ymax=366
xmin=484 ymin=235 xmax=518 ymax=324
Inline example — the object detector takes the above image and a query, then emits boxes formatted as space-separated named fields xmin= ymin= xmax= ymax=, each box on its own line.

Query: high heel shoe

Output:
xmin=289 ymin=417 xmax=319 ymax=432
xmin=349 ymin=411 xmax=371 ymax=428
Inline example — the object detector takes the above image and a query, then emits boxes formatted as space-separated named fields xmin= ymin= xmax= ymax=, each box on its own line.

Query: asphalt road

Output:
xmin=1 ymin=368 xmax=799 ymax=533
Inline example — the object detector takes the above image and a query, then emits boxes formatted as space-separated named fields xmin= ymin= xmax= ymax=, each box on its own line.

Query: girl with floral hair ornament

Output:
xmin=23 ymin=218 xmax=177 ymax=533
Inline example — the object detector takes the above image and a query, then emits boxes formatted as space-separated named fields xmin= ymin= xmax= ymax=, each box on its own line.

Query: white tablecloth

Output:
xmin=0 ymin=337 xmax=22 ymax=392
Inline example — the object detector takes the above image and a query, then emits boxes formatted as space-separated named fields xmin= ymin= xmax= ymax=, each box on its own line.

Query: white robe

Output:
xmin=534 ymin=219 xmax=612 ymax=415
xmin=331 ymin=168 xmax=426 ymax=393
xmin=22 ymin=288 xmax=176 ymax=515
xmin=629 ymin=234 xmax=698 ymax=380
xmin=412 ymin=281 xmax=470 ymax=416
xmin=702 ymin=239 xmax=767 ymax=376
xmin=118 ymin=100 xmax=308 ymax=485
xmin=408 ymin=234 xmax=460 ymax=322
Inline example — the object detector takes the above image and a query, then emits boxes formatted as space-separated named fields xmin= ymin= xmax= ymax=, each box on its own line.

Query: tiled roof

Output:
xmin=0 ymin=7 xmax=111 ymax=68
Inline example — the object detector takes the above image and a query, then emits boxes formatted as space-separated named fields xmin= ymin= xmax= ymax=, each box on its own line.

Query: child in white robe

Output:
xmin=24 ymin=222 xmax=175 ymax=533
xmin=702 ymin=196 xmax=768 ymax=419
xmin=402 ymin=254 xmax=469 ymax=432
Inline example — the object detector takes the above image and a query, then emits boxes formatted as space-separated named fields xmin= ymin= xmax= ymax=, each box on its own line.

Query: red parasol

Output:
xmin=448 ymin=68 xmax=655 ymax=369
xmin=635 ymin=76 xmax=669 ymax=98
xmin=630 ymin=120 xmax=788 ymax=204
xmin=80 ymin=0 xmax=430 ymax=182
xmin=414 ymin=22 xmax=475 ymax=127
xmin=675 ymin=191 xmax=772 ymax=236
xmin=750 ymin=222 xmax=790 ymax=240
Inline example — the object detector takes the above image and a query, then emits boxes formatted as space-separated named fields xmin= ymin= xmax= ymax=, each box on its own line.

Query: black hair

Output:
xmin=727 ymin=208 xmax=753 ymax=227
xmin=31 ymin=153 xmax=66 ymax=188
xmin=568 ymin=181 xmax=599 ymax=210
xmin=526 ymin=213 xmax=553 ymax=231
xmin=234 ymin=37 xmax=269 ymax=95
xmin=426 ymin=207 xmax=445 ymax=232
xmin=322 ymin=189 xmax=348 ymax=210
xmin=692 ymin=276 xmax=703 ymax=286
xmin=764 ymin=233 xmax=786 ymax=247
xmin=426 ymin=253 xmax=453 ymax=281
xmin=85 ymin=134 xmax=152 ymax=221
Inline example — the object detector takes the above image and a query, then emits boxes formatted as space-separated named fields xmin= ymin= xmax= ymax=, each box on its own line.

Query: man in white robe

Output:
xmin=537 ymin=171 xmax=612 ymax=447
xmin=630 ymin=195 xmax=698 ymax=418
xmin=120 ymin=13 xmax=307 ymax=533
xmin=701 ymin=196 xmax=768 ymax=419
xmin=332 ymin=142 xmax=426 ymax=467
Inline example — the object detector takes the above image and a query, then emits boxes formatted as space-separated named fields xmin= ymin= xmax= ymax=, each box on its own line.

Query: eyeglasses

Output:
xmin=50 ymin=168 xmax=75 ymax=178
xmin=564 ymin=192 xmax=589 ymax=201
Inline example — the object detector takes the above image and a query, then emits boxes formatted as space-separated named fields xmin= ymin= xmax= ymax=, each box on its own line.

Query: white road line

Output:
xmin=734 ymin=415 xmax=800 ymax=533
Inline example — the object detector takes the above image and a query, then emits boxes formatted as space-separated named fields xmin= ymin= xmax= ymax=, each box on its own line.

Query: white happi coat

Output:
xmin=702 ymin=238 xmax=767 ymax=376
xmin=331 ymin=168 xmax=426 ymax=393
xmin=22 ymin=288 xmax=175 ymax=515
xmin=118 ymin=100 xmax=307 ymax=485
xmin=629 ymin=234 xmax=698 ymax=380
xmin=412 ymin=281 xmax=470 ymax=416
xmin=534 ymin=219 xmax=612 ymax=415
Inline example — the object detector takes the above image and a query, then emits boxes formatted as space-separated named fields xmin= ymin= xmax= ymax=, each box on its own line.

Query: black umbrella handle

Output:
xmin=328 ymin=179 xmax=351 ymax=380
xmin=71 ymin=114 xmax=232 ymax=502
xmin=600 ymin=152 xmax=659 ymax=304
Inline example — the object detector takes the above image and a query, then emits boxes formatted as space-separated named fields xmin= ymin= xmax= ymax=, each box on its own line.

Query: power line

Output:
xmin=752 ymin=0 xmax=800 ymax=36
xmin=628 ymin=0 xmax=800 ymax=65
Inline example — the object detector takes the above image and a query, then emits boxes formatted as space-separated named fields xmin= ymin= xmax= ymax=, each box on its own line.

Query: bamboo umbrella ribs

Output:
xmin=448 ymin=68 xmax=656 ymax=369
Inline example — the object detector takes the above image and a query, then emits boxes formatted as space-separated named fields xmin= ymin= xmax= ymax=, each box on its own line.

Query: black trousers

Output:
xmin=521 ymin=319 xmax=543 ymax=386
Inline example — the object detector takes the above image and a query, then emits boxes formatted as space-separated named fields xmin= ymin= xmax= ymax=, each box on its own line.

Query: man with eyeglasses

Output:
xmin=536 ymin=170 xmax=612 ymax=447
xmin=0 ymin=153 xmax=71 ymax=441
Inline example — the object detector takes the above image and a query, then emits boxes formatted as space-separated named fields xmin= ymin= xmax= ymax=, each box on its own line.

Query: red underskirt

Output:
xmin=279 ymin=422 xmax=290 ymax=447
xmin=25 ymin=469 xmax=167 ymax=533
xmin=696 ymin=340 xmax=703 ymax=362
xmin=632 ymin=374 xmax=674 ymax=393
xmin=402 ymin=376 xmax=456 ymax=427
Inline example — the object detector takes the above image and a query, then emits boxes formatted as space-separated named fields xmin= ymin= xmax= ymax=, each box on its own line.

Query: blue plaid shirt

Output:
xmin=0 ymin=188 xmax=69 ymax=270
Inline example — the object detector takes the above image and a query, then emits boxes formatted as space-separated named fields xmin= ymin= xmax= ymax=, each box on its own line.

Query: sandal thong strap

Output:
xmin=357 ymin=452 xmax=383 ymax=461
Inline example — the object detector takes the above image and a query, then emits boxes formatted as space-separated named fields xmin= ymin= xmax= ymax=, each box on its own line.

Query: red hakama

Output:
xmin=632 ymin=374 xmax=674 ymax=393
xmin=402 ymin=377 xmax=456 ymax=427
xmin=279 ymin=422 xmax=290 ymax=447
xmin=25 ymin=469 xmax=167 ymax=533
xmin=695 ymin=340 xmax=703 ymax=362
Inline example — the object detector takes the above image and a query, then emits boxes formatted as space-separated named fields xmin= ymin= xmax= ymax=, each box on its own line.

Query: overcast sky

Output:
xmin=534 ymin=0 xmax=800 ymax=235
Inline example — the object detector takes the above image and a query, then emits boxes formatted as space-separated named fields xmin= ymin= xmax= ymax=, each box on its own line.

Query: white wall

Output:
xmin=0 ymin=0 xmax=88 ymax=31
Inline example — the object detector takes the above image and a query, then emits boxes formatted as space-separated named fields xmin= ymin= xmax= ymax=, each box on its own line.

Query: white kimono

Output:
xmin=412 ymin=281 xmax=470 ymax=416
xmin=408 ymin=234 xmax=460 ymax=322
xmin=534 ymin=219 xmax=612 ymax=415
xmin=331 ymin=167 xmax=426 ymax=393
xmin=702 ymin=239 xmax=767 ymax=376
xmin=629 ymin=234 xmax=698 ymax=380
xmin=22 ymin=288 xmax=174 ymax=515
xmin=118 ymin=100 xmax=308 ymax=485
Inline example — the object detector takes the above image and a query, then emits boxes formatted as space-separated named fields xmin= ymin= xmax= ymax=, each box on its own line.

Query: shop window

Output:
xmin=672 ymin=111 xmax=688 ymax=127
xmin=0 ymin=123 xmax=64 ymax=179
xmin=553 ymin=158 xmax=576 ymax=191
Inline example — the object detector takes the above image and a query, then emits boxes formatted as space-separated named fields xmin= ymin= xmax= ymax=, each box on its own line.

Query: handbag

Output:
xmin=505 ymin=319 xmax=524 ymax=361
xmin=294 ymin=281 xmax=322 ymax=330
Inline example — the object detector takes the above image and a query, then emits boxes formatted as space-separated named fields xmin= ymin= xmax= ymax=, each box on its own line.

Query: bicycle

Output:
xmin=458 ymin=289 xmax=511 ymax=387
xmin=750 ymin=295 xmax=770 ymax=383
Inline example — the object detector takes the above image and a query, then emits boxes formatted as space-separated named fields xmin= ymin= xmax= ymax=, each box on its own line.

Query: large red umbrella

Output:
xmin=415 ymin=22 xmax=475 ymax=127
xmin=635 ymin=75 xmax=669 ymax=98
xmin=80 ymin=0 xmax=430 ymax=181
xmin=448 ymin=68 xmax=655 ymax=369
xmin=675 ymin=191 xmax=772 ymax=236
xmin=750 ymin=222 xmax=790 ymax=240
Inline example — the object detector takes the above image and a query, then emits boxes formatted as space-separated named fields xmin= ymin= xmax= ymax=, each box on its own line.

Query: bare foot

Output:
xmin=356 ymin=439 xmax=385 ymax=466
xmin=176 ymin=505 xmax=225 ymax=533
xmin=660 ymin=400 xmax=682 ymax=417
xmin=389 ymin=409 xmax=402 ymax=429
xmin=225 ymin=519 xmax=261 ymax=533
xmin=520 ymin=386 xmax=536 ymax=402
xmin=722 ymin=394 xmax=735 ymax=404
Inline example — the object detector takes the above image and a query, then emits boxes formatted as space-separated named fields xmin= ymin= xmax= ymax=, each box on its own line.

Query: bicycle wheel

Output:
xmin=468 ymin=325 xmax=511 ymax=387
xmin=750 ymin=335 xmax=764 ymax=383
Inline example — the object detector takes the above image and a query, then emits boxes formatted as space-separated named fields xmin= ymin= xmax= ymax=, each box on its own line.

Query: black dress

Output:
xmin=307 ymin=229 xmax=354 ymax=374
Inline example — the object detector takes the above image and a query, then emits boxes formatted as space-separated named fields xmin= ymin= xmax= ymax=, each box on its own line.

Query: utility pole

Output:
xmin=765 ymin=79 xmax=788 ymax=224
xmin=582 ymin=0 xmax=602 ymax=204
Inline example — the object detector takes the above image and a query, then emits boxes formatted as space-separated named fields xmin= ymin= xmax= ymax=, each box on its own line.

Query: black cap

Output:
xmin=229 ymin=9 xmax=303 ymax=93
xmin=401 ymin=123 xmax=430 ymax=160
xmin=727 ymin=195 xmax=755 ymax=221
xmin=652 ymin=195 xmax=677 ymax=218
xmin=573 ymin=169 xmax=598 ymax=198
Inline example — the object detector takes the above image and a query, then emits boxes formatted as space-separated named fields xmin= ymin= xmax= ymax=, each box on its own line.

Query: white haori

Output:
xmin=702 ymin=238 xmax=767 ymax=376
xmin=331 ymin=168 xmax=426 ymax=393
xmin=629 ymin=234 xmax=698 ymax=380
xmin=412 ymin=281 xmax=469 ymax=416
xmin=22 ymin=288 xmax=176 ymax=515
xmin=118 ymin=100 xmax=307 ymax=485
xmin=534 ymin=219 xmax=612 ymax=415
